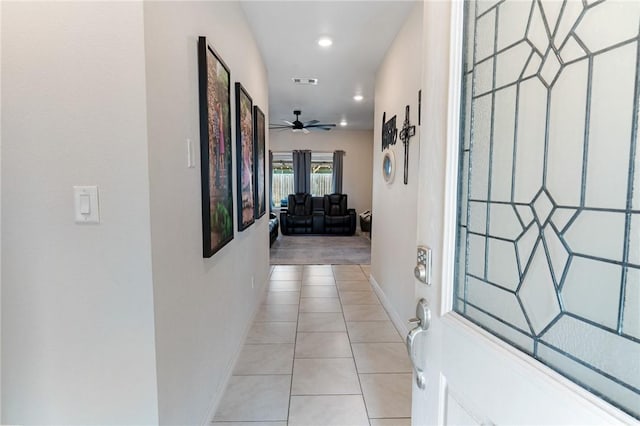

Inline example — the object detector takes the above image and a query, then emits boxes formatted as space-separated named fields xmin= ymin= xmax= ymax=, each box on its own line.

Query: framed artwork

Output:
xmin=197 ymin=36 xmax=234 ymax=258
xmin=382 ymin=114 xmax=397 ymax=151
xmin=253 ymin=105 xmax=266 ymax=219
xmin=235 ymin=82 xmax=255 ymax=231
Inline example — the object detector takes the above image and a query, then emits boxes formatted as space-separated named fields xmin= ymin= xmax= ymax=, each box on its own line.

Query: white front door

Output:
xmin=410 ymin=1 xmax=639 ymax=424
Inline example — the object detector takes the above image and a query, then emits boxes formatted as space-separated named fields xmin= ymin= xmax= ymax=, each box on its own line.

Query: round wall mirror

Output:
xmin=382 ymin=150 xmax=395 ymax=184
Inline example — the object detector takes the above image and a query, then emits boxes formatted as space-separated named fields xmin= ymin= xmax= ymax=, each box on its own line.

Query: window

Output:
xmin=454 ymin=0 xmax=640 ymax=418
xmin=310 ymin=152 xmax=333 ymax=197
xmin=271 ymin=151 xmax=335 ymax=208
xmin=271 ymin=152 xmax=293 ymax=208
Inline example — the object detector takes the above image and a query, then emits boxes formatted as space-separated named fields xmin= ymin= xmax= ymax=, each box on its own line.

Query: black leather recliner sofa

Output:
xmin=280 ymin=193 xmax=356 ymax=236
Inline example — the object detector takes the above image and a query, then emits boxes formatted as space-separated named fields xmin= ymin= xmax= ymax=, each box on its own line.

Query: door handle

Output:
xmin=406 ymin=298 xmax=430 ymax=389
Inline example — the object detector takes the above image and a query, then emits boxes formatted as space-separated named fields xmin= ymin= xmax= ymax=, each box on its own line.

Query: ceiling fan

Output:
xmin=269 ymin=110 xmax=336 ymax=134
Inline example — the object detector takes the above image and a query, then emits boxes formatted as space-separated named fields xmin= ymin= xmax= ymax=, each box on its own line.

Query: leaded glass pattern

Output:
xmin=455 ymin=0 xmax=640 ymax=418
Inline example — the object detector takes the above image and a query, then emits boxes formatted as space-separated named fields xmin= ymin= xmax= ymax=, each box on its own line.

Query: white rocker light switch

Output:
xmin=74 ymin=186 xmax=100 ymax=224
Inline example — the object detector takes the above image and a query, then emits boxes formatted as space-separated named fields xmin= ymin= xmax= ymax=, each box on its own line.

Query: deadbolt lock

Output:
xmin=414 ymin=246 xmax=432 ymax=285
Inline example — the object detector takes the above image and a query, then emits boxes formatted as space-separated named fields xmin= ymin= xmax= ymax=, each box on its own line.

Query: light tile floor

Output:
xmin=213 ymin=264 xmax=412 ymax=426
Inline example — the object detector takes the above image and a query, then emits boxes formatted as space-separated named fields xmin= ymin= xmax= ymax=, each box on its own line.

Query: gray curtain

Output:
xmin=292 ymin=150 xmax=312 ymax=193
xmin=269 ymin=150 xmax=274 ymax=209
xmin=332 ymin=150 xmax=345 ymax=194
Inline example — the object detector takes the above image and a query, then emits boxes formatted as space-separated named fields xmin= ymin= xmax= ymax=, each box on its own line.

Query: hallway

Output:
xmin=212 ymin=264 xmax=412 ymax=425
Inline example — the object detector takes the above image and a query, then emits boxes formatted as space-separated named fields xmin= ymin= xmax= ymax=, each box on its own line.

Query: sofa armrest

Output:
xmin=280 ymin=210 xmax=290 ymax=235
xmin=348 ymin=209 xmax=356 ymax=235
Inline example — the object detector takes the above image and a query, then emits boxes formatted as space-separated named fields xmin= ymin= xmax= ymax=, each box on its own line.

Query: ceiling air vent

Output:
xmin=292 ymin=77 xmax=318 ymax=85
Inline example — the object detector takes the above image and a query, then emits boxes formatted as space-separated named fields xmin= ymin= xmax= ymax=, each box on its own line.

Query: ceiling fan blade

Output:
xmin=269 ymin=124 xmax=292 ymax=129
xmin=303 ymin=120 xmax=319 ymax=126
xmin=308 ymin=126 xmax=333 ymax=131
xmin=302 ymin=128 xmax=310 ymax=134
xmin=283 ymin=120 xmax=295 ymax=126
xmin=305 ymin=123 xmax=336 ymax=128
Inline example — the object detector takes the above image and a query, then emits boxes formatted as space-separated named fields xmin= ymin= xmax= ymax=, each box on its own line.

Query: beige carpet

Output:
xmin=270 ymin=234 xmax=371 ymax=265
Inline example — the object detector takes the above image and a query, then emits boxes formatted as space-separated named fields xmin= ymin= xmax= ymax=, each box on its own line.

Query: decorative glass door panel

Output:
xmin=455 ymin=0 xmax=640 ymax=418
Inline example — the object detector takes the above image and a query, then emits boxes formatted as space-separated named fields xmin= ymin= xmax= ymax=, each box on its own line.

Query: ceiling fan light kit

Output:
xmin=269 ymin=110 xmax=337 ymax=133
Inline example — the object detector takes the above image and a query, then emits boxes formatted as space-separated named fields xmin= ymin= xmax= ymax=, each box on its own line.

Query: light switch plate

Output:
xmin=73 ymin=186 xmax=100 ymax=224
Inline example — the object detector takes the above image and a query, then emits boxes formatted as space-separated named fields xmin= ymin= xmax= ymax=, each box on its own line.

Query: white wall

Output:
xmin=143 ymin=2 xmax=270 ymax=424
xmin=1 ymin=2 xmax=158 ymax=424
xmin=0 ymin=0 xmax=4 ymax=419
xmin=371 ymin=3 xmax=423 ymax=324
xmin=269 ymin=130 xmax=373 ymax=217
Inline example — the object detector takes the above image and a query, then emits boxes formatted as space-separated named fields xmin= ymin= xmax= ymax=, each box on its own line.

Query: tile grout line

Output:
xmin=334 ymin=264 xmax=373 ymax=425
xmin=338 ymin=272 xmax=403 ymax=344
xmin=290 ymin=392 xmax=364 ymax=396
xmin=216 ymin=269 xmax=296 ymax=422
xmin=345 ymin=272 xmax=410 ymax=404
xmin=289 ymin=264 xmax=365 ymax=423
xmin=294 ymin=356 xmax=353 ymax=359
xmin=270 ymin=263 xmax=403 ymax=425
xmin=339 ymin=271 xmax=413 ymax=421
xmin=285 ymin=276 xmax=303 ymax=424
xmin=233 ymin=373 xmax=293 ymax=377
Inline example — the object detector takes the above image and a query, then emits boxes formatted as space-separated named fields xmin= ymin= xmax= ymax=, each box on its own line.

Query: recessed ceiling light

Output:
xmin=318 ymin=37 xmax=333 ymax=47
xmin=340 ymin=120 xmax=348 ymax=126
xmin=353 ymin=95 xmax=364 ymax=102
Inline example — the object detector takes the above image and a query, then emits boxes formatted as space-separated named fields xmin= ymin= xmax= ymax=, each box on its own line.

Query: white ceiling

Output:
xmin=240 ymin=1 xmax=418 ymax=131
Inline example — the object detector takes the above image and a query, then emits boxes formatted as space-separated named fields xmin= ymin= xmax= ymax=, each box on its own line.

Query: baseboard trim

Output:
xmin=201 ymin=276 xmax=270 ymax=426
xmin=368 ymin=274 xmax=410 ymax=338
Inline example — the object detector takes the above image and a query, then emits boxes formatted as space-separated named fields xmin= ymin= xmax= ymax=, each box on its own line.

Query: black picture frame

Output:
xmin=418 ymin=90 xmax=422 ymax=125
xmin=235 ymin=82 xmax=255 ymax=231
xmin=197 ymin=36 xmax=234 ymax=258
xmin=253 ymin=105 xmax=266 ymax=219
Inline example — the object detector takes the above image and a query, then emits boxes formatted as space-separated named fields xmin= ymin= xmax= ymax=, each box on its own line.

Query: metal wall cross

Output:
xmin=399 ymin=104 xmax=416 ymax=184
